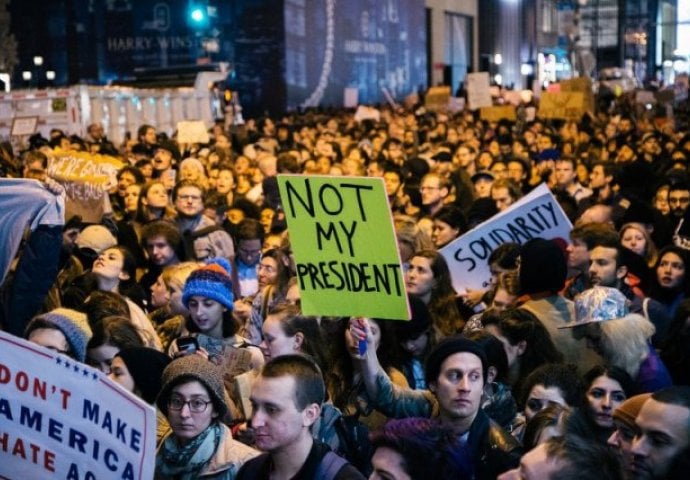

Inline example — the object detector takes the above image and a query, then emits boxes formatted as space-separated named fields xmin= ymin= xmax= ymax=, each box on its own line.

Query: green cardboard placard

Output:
xmin=277 ymin=174 xmax=410 ymax=320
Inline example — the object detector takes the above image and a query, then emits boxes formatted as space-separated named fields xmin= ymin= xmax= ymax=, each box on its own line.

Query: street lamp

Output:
xmin=46 ymin=71 xmax=56 ymax=81
xmin=33 ymin=56 xmax=44 ymax=67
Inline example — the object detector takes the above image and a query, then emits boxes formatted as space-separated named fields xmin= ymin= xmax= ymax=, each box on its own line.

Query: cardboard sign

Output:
xmin=0 ymin=331 xmax=156 ymax=480
xmin=466 ymin=72 xmax=492 ymax=110
xmin=538 ymin=91 xmax=586 ymax=120
xmin=480 ymin=105 xmax=517 ymax=122
xmin=424 ymin=86 xmax=451 ymax=112
xmin=560 ymin=77 xmax=594 ymax=113
xmin=47 ymin=150 xmax=123 ymax=223
xmin=176 ymin=120 xmax=210 ymax=144
xmin=277 ymin=175 xmax=409 ymax=320
xmin=11 ymin=116 xmax=38 ymax=136
xmin=439 ymin=184 xmax=572 ymax=293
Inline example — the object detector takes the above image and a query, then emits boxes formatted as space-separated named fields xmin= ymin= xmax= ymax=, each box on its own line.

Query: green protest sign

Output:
xmin=277 ymin=175 xmax=410 ymax=320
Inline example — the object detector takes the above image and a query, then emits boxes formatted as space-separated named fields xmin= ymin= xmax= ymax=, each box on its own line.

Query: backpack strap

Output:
xmin=315 ymin=450 xmax=348 ymax=480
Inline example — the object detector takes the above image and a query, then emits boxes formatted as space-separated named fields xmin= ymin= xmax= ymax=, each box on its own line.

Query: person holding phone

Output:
xmin=175 ymin=258 xmax=263 ymax=372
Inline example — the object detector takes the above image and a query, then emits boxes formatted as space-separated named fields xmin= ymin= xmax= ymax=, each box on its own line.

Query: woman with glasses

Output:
xmin=243 ymin=248 xmax=294 ymax=345
xmin=156 ymin=355 xmax=259 ymax=479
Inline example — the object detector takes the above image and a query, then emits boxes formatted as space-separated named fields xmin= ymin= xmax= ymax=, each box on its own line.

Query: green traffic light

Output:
xmin=190 ymin=8 xmax=205 ymax=23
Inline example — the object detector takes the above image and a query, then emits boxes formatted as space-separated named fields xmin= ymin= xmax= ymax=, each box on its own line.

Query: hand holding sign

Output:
xmin=439 ymin=184 xmax=572 ymax=294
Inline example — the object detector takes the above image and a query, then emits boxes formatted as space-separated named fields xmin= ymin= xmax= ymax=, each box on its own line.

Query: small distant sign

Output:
xmin=11 ymin=116 xmax=38 ymax=136
xmin=538 ymin=92 xmax=586 ymax=120
xmin=467 ymin=72 xmax=492 ymax=110
xmin=177 ymin=120 xmax=210 ymax=144
xmin=480 ymin=105 xmax=517 ymax=122
xmin=424 ymin=86 xmax=452 ymax=112
xmin=344 ymin=88 xmax=359 ymax=108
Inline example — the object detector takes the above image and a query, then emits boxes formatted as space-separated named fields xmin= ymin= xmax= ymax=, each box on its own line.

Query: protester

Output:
xmin=238 ymin=355 xmax=365 ymax=479
xmin=156 ymin=355 xmax=259 ymax=479
xmin=24 ymin=308 xmax=93 ymax=362
xmin=564 ymin=286 xmax=673 ymax=392
xmin=109 ymin=347 xmax=172 ymax=445
xmin=369 ymin=418 xmax=472 ymax=480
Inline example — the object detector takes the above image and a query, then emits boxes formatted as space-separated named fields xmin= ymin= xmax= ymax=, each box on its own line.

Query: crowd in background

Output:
xmin=1 ymin=90 xmax=690 ymax=479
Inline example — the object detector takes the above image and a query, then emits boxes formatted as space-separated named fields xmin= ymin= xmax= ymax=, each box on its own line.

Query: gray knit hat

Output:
xmin=26 ymin=308 xmax=93 ymax=362
xmin=156 ymin=355 xmax=227 ymax=418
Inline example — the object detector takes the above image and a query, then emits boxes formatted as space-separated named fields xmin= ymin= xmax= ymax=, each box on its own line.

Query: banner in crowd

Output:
xmin=277 ymin=175 xmax=409 ymax=320
xmin=47 ymin=150 xmax=123 ymax=223
xmin=439 ymin=184 xmax=573 ymax=293
xmin=0 ymin=331 xmax=156 ymax=480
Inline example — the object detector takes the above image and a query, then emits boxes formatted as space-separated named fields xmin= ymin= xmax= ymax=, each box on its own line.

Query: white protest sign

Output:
xmin=344 ymin=88 xmax=359 ymax=108
xmin=439 ymin=184 xmax=572 ymax=293
xmin=11 ymin=116 xmax=38 ymax=136
xmin=354 ymin=105 xmax=381 ymax=123
xmin=466 ymin=72 xmax=493 ymax=110
xmin=177 ymin=120 xmax=210 ymax=144
xmin=0 ymin=331 xmax=156 ymax=480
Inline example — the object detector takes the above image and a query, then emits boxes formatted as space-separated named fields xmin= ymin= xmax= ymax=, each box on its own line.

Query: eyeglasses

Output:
xmin=168 ymin=397 xmax=213 ymax=413
xmin=177 ymin=194 xmax=202 ymax=201
xmin=258 ymin=264 xmax=276 ymax=273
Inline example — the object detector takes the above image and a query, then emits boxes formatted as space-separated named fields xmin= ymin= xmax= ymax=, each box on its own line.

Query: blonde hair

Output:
xmin=599 ymin=313 xmax=655 ymax=378
xmin=394 ymin=214 xmax=434 ymax=254
xmin=161 ymin=262 xmax=202 ymax=292
xmin=619 ymin=222 xmax=658 ymax=268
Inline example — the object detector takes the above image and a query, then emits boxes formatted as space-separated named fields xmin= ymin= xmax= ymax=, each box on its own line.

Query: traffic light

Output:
xmin=188 ymin=2 xmax=210 ymax=28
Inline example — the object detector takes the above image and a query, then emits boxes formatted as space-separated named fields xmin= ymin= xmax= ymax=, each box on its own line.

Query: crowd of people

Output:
xmin=2 ymin=92 xmax=690 ymax=479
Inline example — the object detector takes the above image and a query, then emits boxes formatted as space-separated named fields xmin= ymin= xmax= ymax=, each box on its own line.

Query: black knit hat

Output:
xmin=519 ymin=238 xmax=567 ymax=295
xmin=116 ymin=347 xmax=172 ymax=404
xmin=156 ymin=355 xmax=227 ymax=418
xmin=155 ymin=140 xmax=181 ymax=162
xmin=425 ymin=336 xmax=488 ymax=384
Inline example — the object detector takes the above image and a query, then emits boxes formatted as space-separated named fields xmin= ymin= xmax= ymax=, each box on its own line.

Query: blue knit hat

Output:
xmin=27 ymin=308 xmax=93 ymax=362
xmin=182 ymin=258 xmax=234 ymax=310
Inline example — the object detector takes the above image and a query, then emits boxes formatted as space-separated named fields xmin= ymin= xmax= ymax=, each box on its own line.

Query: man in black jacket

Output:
xmin=237 ymin=355 xmax=364 ymax=480
xmin=355 ymin=328 xmax=522 ymax=479
xmin=425 ymin=336 xmax=522 ymax=479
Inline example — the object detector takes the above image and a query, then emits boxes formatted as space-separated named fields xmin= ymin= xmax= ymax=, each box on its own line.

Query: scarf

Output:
xmin=156 ymin=421 xmax=222 ymax=479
